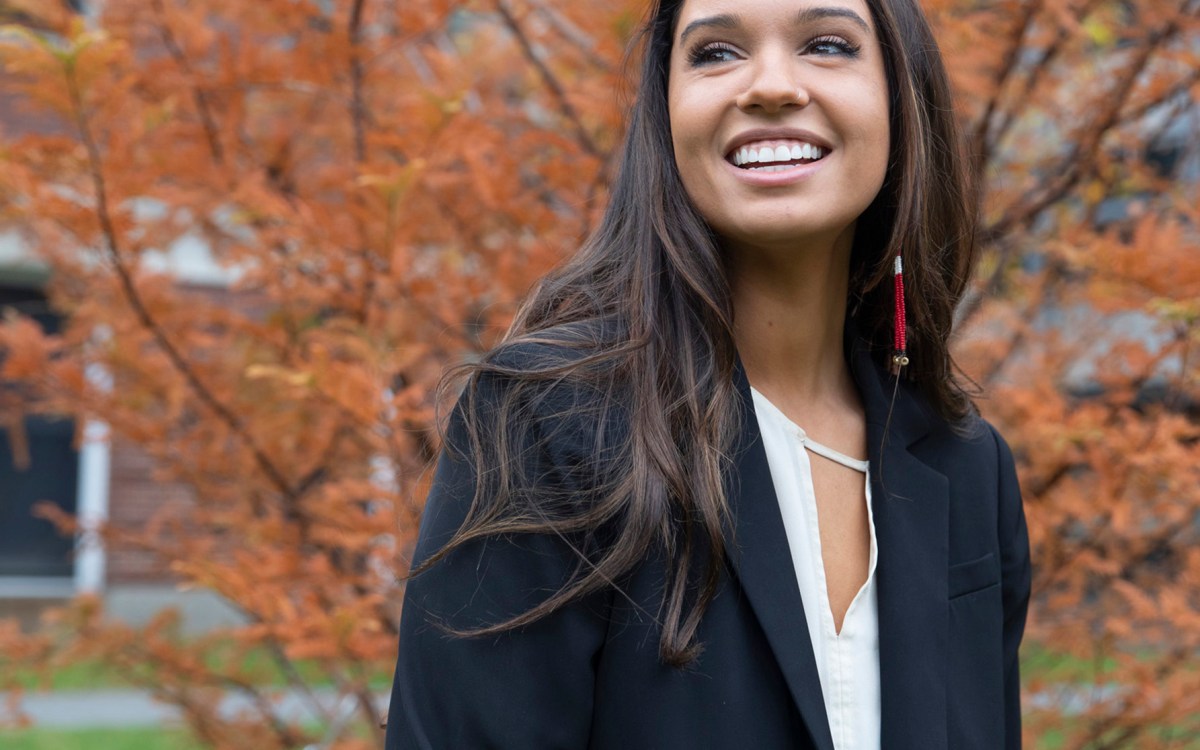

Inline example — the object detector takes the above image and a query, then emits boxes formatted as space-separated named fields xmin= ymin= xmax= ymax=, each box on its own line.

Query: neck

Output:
xmin=727 ymin=232 xmax=856 ymax=409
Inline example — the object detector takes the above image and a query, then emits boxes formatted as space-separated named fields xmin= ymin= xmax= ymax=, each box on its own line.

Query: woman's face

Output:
xmin=667 ymin=0 xmax=891 ymax=254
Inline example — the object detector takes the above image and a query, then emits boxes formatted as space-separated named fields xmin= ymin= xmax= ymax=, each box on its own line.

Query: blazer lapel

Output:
xmin=847 ymin=332 xmax=949 ymax=750
xmin=724 ymin=359 xmax=836 ymax=750
xmin=723 ymin=331 xmax=950 ymax=750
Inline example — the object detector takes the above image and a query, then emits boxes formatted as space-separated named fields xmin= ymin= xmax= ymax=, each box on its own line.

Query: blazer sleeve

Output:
xmin=384 ymin=369 xmax=611 ymax=750
xmin=992 ymin=425 xmax=1032 ymax=750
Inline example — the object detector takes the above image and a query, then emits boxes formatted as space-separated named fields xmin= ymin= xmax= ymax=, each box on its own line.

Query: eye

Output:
xmin=804 ymin=35 xmax=861 ymax=57
xmin=687 ymin=42 xmax=739 ymax=67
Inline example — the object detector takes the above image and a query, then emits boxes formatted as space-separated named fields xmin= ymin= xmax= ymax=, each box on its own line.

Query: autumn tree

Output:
xmin=931 ymin=0 xmax=1200 ymax=746
xmin=0 ymin=0 xmax=1196 ymax=748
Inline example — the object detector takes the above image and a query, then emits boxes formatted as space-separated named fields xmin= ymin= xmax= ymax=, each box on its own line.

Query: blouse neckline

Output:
xmin=749 ymin=386 xmax=869 ymax=473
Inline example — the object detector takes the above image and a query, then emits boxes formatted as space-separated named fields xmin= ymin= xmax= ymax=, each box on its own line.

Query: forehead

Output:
xmin=674 ymin=0 xmax=876 ymax=33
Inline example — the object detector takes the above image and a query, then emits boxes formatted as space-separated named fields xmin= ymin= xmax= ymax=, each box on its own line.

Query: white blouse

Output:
xmin=750 ymin=387 xmax=881 ymax=750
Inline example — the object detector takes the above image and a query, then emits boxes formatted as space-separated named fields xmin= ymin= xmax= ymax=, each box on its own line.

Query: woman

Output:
xmin=385 ymin=0 xmax=1031 ymax=747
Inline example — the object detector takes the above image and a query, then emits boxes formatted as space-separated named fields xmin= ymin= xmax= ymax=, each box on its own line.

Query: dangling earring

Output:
xmin=891 ymin=251 xmax=909 ymax=374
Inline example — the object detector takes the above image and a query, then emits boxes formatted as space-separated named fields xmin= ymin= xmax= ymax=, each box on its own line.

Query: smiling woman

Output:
xmin=385 ymin=1 xmax=1031 ymax=749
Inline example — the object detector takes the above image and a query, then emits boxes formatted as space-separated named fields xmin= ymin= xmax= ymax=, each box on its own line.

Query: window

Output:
xmin=0 ymin=286 xmax=77 ymax=579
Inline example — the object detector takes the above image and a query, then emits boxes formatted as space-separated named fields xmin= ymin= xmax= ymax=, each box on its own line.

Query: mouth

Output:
xmin=726 ymin=139 xmax=829 ymax=172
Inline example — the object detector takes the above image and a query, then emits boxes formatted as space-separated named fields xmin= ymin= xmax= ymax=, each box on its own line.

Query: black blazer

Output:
xmin=385 ymin=331 xmax=1032 ymax=749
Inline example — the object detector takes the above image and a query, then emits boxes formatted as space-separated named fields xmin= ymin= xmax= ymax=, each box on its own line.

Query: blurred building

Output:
xmin=0 ymin=0 xmax=241 ymax=632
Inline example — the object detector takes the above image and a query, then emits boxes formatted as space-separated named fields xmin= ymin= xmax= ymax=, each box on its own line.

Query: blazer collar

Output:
xmin=724 ymin=326 xmax=950 ymax=750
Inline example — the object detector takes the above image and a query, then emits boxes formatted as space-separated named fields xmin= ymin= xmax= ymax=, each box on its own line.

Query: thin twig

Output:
xmin=1115 ymin=66 xmax=1200 ymax=130
xmin=149 ymin=0 xmax=225 ymax=165
xmin=495 ymin=0 xmax=602 ymax=159
xmin=527 ymin=0 xmax=614 ymax=73
xmin=349 ymin=0 xmax=368 ymax=164
xmin=970 ymin=0 xmax=1041 ymax=180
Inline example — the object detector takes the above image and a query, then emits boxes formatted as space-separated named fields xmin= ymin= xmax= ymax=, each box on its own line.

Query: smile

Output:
xmin=728 ymin=139 xmax=827 ymax=170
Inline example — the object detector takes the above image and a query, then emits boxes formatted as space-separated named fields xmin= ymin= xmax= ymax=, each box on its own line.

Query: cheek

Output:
xmin=864 ymin=119 xmax=890 ymax=180
xmin=669 ymin=94 xmax=707 ymax=162
xmin=865 ymin=83 xmax=891 ymax=174
xmin=844 ymin=89 xmax=891 ymax=183
xmin=668 ymin=92 xmax=718 ymax=204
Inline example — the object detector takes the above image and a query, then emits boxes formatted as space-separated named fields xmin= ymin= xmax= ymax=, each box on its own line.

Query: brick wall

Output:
xmin=104 ymin=283 xmax=264 ymax=586
xmin=105 ymin=436 xmax=195 ymax=585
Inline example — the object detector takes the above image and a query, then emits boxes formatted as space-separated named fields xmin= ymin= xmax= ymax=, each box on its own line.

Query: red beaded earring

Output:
xmin=891 ymin=251 xmax=909 ymax=373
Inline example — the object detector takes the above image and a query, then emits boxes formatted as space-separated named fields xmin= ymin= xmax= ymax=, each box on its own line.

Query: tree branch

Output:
xmin=495 ymin=0 xmax=602 ymax=159
xmin=62 ymin=52 xmax=297 ymax=501
xmin=348 ymin=0 xmax=368 ymax=164
xmin=527 ymin=0 xmax=615 ymax=74
xmin=1115 ymin=65 xmax=1200 ymax=129
xmin=987 ymin=0 xmax=1105 ymax=157
xmin=970 ymin=0 xmax=1041 ymax=181
xmin=149 ymin=0 xmax=225 ymax=166
xmin=984 ymin=7 xmax=1185 ymax=242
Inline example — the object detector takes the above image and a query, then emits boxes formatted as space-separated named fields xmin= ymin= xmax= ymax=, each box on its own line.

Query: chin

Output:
xmin=717 ymin=217 xmax=852 ymax=251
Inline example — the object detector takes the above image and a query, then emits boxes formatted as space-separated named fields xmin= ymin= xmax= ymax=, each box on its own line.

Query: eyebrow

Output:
xmin=796 ymin=6 xmax=871 ymax=32
xmin=678 ymin=6 xmax=871 ymax=46
xmin=678 ymin=13 xmax=738 ymax=46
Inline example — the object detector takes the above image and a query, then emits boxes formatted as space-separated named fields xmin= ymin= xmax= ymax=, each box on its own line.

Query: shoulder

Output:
xmin=890 ymin=363 xmax=1019 ymax=500
xmin=473 ymin=319 xmax=626 ymax=397
xmin=914 ymin=409 xmax=1014 ymax=478
xmin=471 ymin=329 xmax=625 ymax=424
xmin=449 ymin=325 xmax=631 ymax=484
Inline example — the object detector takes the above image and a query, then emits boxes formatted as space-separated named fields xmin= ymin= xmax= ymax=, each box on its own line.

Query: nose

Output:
xmin=735 ymin=50 xmax=808 ymax=113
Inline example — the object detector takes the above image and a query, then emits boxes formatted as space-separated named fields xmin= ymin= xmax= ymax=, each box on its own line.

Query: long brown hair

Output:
xmin=409 ymin=0 xmax=978 ymax=667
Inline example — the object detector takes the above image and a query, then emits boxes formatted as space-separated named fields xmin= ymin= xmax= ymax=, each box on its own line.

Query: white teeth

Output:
xmin=731 ymin=140 xmax=828 ymax=167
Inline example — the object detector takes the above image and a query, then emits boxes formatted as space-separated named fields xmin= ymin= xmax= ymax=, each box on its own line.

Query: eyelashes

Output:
xmin=807 ymin=35 xmax=862 ymax=57
xmin=685 ymin=35 xmax=863 ymax=67
xmin=687 ymin=42 xmax=738 ymax=66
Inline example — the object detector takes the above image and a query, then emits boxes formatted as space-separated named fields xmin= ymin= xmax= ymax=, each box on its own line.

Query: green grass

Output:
xmin=3 ymin=727 xmax=205 ymax=750
xmin=1029 ymin=725 xmax=1067 ymax=750
xmin=1020 ymin=639 xmax=1117 ymax=683
xmin=7 ymin=658 xmax=121 ymax=692
xmin=1027 ymin=723 xmax=1200 ymax=750
xmin=1019 ymin=639 xmax=1198 ymax=684
xmin=5 ymin=721 xmax=381 ymax=750
xmin=7 ymin=642 xmax=394 ymax=692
